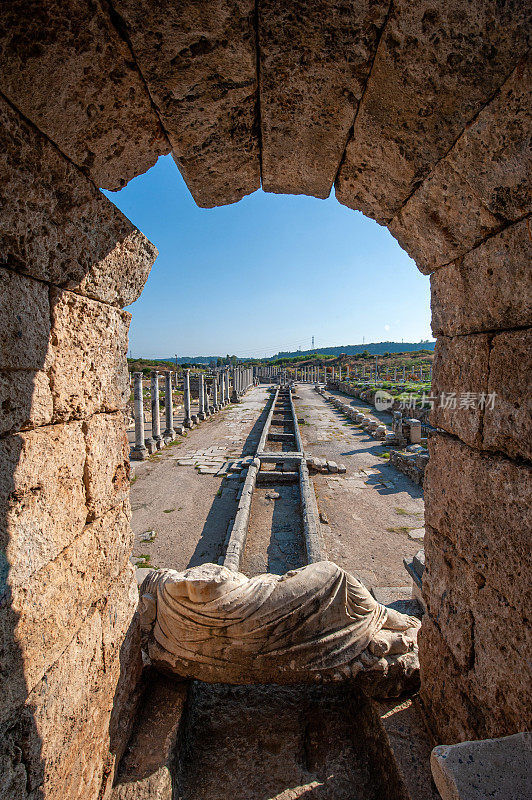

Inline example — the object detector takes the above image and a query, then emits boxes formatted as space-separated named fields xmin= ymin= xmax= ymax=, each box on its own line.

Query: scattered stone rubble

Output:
xmin=306 ymin=456 xmax=346 ymax=474
xmin=315 ymin=385 xmax=430 ymax=486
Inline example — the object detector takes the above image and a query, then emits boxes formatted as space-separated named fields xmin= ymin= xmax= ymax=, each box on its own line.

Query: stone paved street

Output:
xmin=294 ymin=384 xmax=424 ymax=589
xmin=129 ymin=385 xmax=270 ymax=571
xmin=130 ymin=381 xmax=424 ymax=595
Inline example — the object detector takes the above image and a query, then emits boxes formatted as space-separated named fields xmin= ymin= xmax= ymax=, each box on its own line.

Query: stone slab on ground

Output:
xmin=431 ymin=732 xmax=532 ymax=800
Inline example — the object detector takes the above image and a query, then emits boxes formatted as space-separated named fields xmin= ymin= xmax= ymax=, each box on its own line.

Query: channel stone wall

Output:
xmin=0 ymin=97 xmax=157 ymax=800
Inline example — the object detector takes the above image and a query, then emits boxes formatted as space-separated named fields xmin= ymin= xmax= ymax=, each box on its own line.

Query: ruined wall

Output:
xmin=0 ymin=96 xmax=157 ymax=799
xmin=401 ymin=64 xmax=531 ymax=742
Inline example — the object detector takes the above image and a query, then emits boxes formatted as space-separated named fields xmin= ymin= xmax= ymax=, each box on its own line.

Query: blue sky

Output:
xmin=103 ymin=155 xmax=432 ymax=358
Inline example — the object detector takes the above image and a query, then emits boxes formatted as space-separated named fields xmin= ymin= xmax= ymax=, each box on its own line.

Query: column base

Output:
xmin=145 ymin=438 xmax=157 ymax=454
xmin=130 ymin=445 xmax=148 ymax=461
xmin=198 ymin=412 xmax=206 ymax=421
xmin=191 ymin=414 xmax=199 ymax=424
xmin=184 ymin=418 xmax=193 ymax=429
xmin=163 ymin=428 xmax=176 ymax=441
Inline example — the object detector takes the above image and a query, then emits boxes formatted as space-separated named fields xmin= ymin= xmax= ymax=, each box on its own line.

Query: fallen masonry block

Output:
xmin=338 ymin=464 xmax=347 ymax=474
xmin=431 ymin=733 xmax=531 ymax=800
xmin=327 ymin=461 xmax=339 ymax=473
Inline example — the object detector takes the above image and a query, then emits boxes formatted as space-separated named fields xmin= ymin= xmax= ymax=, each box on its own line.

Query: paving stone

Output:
xmin=198 ymin=467 xmax=221 ymax=475
xmin=408 ymin=528 xmax=425 ymax=540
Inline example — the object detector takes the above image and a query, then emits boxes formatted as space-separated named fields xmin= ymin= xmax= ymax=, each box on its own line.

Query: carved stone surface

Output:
xmin=114 ymin=0 xmax=259 ymax=207
xmin=0 ymin=267 xmax=51 ymax=371
xmin=0 ymin=97 xmax=157 ymax=305
xmin=430 ymin=217 xmax=532 ymax=336
xmin=140 ymin=561 xmax=420 ymax=696
xmin=484 ymin=328 xmax=532 ymax=461
xmin=389 ymin=59 xmax=531 ymax=271
xmin=335 ymin=0 xmax=530 ymax=225
xmin=48 ymin=289 xmax=130 ymax=421
xmin=0 ymin=0 xmax=168 ymax=189
xmin=430 ymin=333 xmax=490 ymax=449
xmin=259 ymin=0 xmax=388 ymax=198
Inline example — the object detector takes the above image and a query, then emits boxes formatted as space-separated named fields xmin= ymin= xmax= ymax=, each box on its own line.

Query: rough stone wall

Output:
xmin=402 ymin=61 xmax=531 ymax=742
xmin=0 ymin=96 xmax=157 ymax=799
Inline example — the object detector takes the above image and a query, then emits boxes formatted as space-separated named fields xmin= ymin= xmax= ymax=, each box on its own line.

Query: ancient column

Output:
xmin=131 ymin=372 xmax=148 ymax=459
xmin=148 ymin=370 xmax=162 ymax=449
xmin=212 ymin=376 xmax=218 ymax=410
xmin=198 ymin=373 xmax=206 ymax=419
xmin=163 ymin=371 xmax=175 ymax=440
xmin=183 ymin=369 xmax=193 ymax=427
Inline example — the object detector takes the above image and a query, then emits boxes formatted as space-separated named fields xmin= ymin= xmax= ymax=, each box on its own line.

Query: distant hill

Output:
xmin=134 ymin=341 xmax=435 ymax=366
xmin=272 ymin=341 xmax=435 ymax=359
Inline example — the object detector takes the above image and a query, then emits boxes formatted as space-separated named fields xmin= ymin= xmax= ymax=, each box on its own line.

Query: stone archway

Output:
xmin=0 ymin=2 xmax=530 ymax=797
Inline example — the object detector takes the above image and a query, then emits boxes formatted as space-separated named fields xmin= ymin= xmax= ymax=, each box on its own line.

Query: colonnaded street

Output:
xmin=130 ymin=383 xmax=424 ymax=596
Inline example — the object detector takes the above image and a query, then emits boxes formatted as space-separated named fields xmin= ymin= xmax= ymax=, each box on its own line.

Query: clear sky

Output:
xmin=102 ymin=155 xmax=432 ymax=359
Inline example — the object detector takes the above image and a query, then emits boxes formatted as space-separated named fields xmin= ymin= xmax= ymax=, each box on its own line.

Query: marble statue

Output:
xmin=139 ymin=561 xmax=421 ymax=695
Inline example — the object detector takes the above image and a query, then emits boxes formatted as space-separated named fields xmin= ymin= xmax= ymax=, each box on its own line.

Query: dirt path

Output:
xmin=293 ymin=384 xmax=424 ymax=590
xmin=129 ymin=385 xmax=270 ymax=571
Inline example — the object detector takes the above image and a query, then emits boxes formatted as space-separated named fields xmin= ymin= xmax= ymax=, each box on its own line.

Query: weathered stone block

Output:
xmin=48 ymin=289 xmax=130 ymax=421
xmin=84 ymin=413 xmax=131 ymax=521
xmin=444 ymin=58 xmax=531 ymax=223
xmin=389 ymin=59 xmax=530 ymax=272
xmin=0 ymin=423 xmax=87 ymax=588
xmin=23 ymin=598 xmax=137 ymax=800
xmin=0 ymin=504 xmax=132 ymax=725
xmin=431 ymin=217 xmax=532 ymax=336
xmin=422 ymin=530 xmax=476 ymax=670
xmin=102 ymin=567 xmax=143 ymax=779
xmin=335 ymin=0 xmax=529 ymax=224
xmin=421 ymin=551 xmax=532 ymax=742
xmin=419 ymin=615 xmax=483 ymax=743
xmin=389 ymin=159 xmax=501 ymax=274
xmin=0 ymin=98 xmax=157 ymax=306
xmin=111 ymin=674 xmax=188 ymax=800
xmin=114 ymin=0 xmax=259 ymax=207
xmin=431 ymin=733 xmax=532 ymax=800
xmin=0 ymin=268 xmax=51 ymax=370
xmin=424 ymin=434 xmax=531 ymax=610
xmin=0 ymin=0 xmax=168 ymax=190
xmin=0 ymin=370 xmax=53 ymax=435
xmin=483 ymin=328 xmax=532 ymax=461
xmin=430 ymin=334 xmax=490 ymax=448
xmin=259 ymin=0 xmax=388 ymax=198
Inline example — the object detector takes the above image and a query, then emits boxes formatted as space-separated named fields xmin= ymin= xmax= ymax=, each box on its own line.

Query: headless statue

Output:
xmin=139 ymin=561 xmax=420 ymax=694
